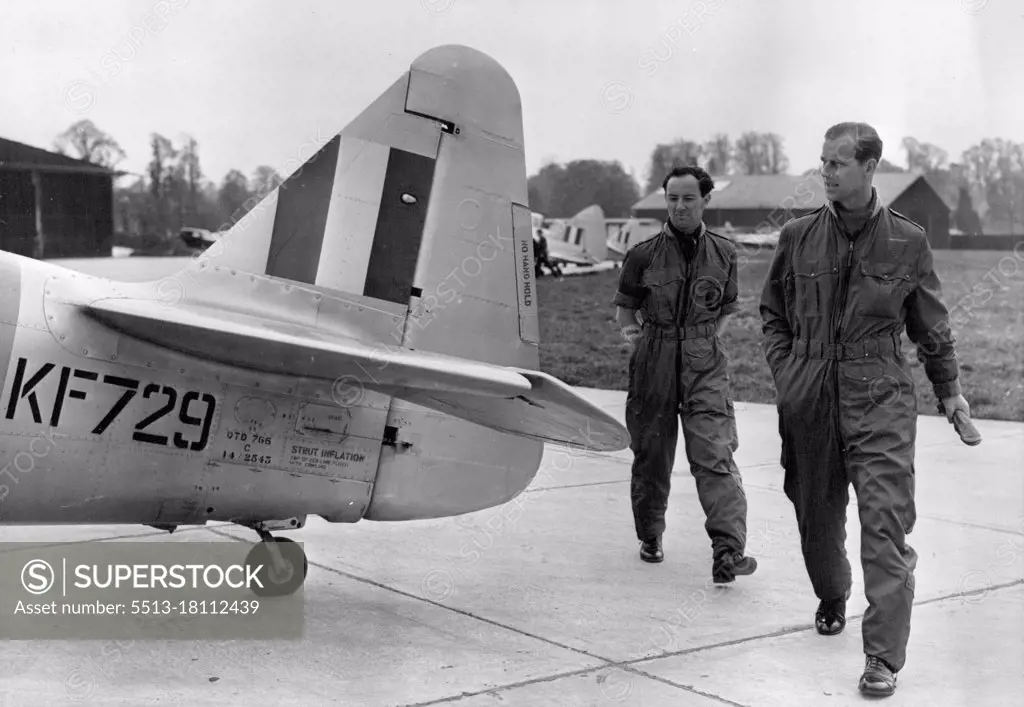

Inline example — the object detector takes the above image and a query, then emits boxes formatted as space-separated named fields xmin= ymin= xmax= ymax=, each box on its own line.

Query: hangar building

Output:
xmin=0 ymin=137 xmax=115 ymax=259
xmin=631 ymin=172 xmax=952 ymax=248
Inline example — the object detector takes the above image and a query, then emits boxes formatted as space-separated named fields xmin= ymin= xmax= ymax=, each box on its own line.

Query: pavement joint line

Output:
xmin=205 ymin=526 xmax=620 ymax=659
xmin=616 ymin=577 xmax=1024 ymax=670
xmin=395 ymin=661 xmax=748 ymax=707
xmin=912 ymin=514 xmax=1024 ymax=536
xmin=524 ymin=473 xmax=775 ymax=496
xmin=13 ymin=515 xmax=1015 ymax=703
xmin=206 ymin=529 xmax=1020 ymax=706
xmin=526 ymin=480 xmax=1024 ymax=537
xmin=558 ymin=425 xmax=1022 ymax=455
xmin=524 ymin=479 xmax=629 ymax=494
xmin=616 ymin=623 xmax=824 ymax=672
xmin=393 ymin=664 xmax=629 ymax=707
xmin=523 ymin=462 xmax=782 ymax=494
xmin=615 ymin=668 xmax=751 ymax=707
xmin=203 ymin=529 xmax=754 ymax=707
xmin=909 ymin=577 xmax=1024 ymax=608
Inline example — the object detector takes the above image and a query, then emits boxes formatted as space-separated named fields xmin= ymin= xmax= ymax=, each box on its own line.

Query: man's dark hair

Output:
xmin=661 ymin=165 xmax=715 ymax=197
xmin=824 ymin=122 xmax=883 ymax=164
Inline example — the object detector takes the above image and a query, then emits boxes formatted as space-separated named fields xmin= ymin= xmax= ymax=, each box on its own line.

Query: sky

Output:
xmin=2 ymin=0 xmax=1022 ymax=193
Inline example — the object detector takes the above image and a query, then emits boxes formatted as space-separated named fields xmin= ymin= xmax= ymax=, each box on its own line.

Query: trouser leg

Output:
xmin=679 ymin=342 xmax=747 ymax=556
xmin=840 ymin=364 xmax=919 ymax=672
xmin=848 ymin=442 xmax=918 ymax=672
xmin=784 ymin=450 xmax=852 ymax=601
xmin=778 ymin=362 xmax=852 ymax=601
xmin=626 ymin=339 xmax=678 ymax=541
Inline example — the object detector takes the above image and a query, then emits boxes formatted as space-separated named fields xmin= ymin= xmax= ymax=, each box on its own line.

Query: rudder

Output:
xmin=363 ymin=45 xmax=544 ymax=520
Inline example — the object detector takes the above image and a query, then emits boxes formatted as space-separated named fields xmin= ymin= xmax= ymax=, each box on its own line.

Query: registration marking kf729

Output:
xmin=4 ymin=358 xmax=217 ymax=452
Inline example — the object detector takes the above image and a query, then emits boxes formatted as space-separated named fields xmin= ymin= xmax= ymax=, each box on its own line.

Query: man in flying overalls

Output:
xmin=760 ymin=121 xmax=971 ymax=697
xmin=612 ymin=165 xmax=757 ymax=584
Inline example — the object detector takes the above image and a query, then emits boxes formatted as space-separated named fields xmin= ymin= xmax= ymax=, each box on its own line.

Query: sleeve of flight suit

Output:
xmin=612 ymin=246 xmax=648 ymax=310
xmin=719 ymin=244 xmax=740 ymax=318
xmin=904 ymin=236 xmax=962 ymax=400
xmin=759 ymin=223 xmax=794 ymax=379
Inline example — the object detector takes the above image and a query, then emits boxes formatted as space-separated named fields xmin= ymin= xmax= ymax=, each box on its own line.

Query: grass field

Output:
xmin=536 ymin=248 xmax=1024 ymax=422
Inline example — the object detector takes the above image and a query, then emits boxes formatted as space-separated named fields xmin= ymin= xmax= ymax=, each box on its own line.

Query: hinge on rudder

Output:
xmin=406 ymin=109 xmax=459 ymax=135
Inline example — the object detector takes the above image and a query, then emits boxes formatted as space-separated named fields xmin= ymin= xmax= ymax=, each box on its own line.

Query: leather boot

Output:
xmin=859 ymin=654 xmax=898 ymax=697
xmin=639 ymin=536 xmax=663 ymax=563
xmin=713 ymin=550 xmax=757 ymax=583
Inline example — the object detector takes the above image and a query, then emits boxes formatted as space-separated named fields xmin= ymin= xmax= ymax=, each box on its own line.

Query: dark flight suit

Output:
xmin=533 ymin=230 xmax=548 ymax=277
xmin=613 ymin=223 xmax=748 ymax=558
xmin=759 ymin=190 xmax=961 ymax=673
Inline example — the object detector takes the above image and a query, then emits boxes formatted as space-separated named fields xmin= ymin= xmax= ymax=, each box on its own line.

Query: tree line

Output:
xmin=54 ymin=120 xmax=284 ymax=252
xmin=528 ymin=132 xmax=1024 ymax=236
xmin=53 ymin=121 xmax=1024 ymax=248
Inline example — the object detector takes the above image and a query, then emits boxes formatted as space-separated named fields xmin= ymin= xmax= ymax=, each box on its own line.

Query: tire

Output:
xmin=245 ymin=537 xmax=307 ymax=597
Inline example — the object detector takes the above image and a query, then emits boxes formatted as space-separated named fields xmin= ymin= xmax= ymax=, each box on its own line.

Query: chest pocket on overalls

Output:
xmin=792 ymin=261 xmax=839 ymax=318
xmin=641 ymin=268 xmax=685 ymax=323
xmin=857 ymin=261 xmax=914 ymax=320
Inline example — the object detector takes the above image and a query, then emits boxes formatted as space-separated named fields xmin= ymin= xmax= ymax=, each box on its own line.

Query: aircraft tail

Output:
xmin=95 ymin=45 xmax=628 ymax=520
xmin=544 ymin=204 xmax=607 ymax=265
xmin=606 ymin=219 xmax=632 ymax=257
xmin=571 ymin=204 xmax=607 ymax=262
xmin=187 ymin=46 xmax=540 ymax=371
xmin=608 ymin=218 xmax=661 ymax=257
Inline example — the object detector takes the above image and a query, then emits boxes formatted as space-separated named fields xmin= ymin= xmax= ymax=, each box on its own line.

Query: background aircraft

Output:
xmin=605 ymin=217 xmax=662 ymax=261
xmin=0 ymin=44 xmax=630 ymax=596
xmin=179 ymin=226 xmax=225 ymax=251
xmin=532 ymin=205 xmax=608 ymax=273
xmin=604 ymin=217 xmax=779 ymax=262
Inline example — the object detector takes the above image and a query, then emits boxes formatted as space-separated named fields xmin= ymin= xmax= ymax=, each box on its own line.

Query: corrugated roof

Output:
xmin=632 ymin=172 xmax=926 ymax=212
xmin=0 ymin=137 xmax=114 ymax=174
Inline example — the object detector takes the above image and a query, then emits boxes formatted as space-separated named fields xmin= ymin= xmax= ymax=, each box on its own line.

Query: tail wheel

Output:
xmin=245 ymin=537 xmax=308 ymax=597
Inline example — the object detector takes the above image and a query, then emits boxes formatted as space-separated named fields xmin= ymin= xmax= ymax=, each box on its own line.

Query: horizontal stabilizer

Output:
xmin=82 ymin=298 xmax=629 ymax=451
xmin=397 ymin=369 xmax=630 ymax=452
xmin=84 ymin=298 xmax=531 ymax=399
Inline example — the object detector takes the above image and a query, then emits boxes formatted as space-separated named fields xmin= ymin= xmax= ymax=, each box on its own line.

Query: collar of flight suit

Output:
xmin=663 ymin=220 xmax=706 ymax=240
xmin=824 ymin=186 xmax=885 ymax=221
xmin=664 ymin=220 xmax=705 ymax=263
xmin=824 ymin=187 xmax=886 ymax=255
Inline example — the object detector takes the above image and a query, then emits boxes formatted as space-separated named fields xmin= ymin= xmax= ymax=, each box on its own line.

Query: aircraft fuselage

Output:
xmin=0 ymin=253 xmax=409 ymax=528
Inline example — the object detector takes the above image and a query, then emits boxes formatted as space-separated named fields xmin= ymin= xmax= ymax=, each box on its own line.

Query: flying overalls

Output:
xmin=760 ymin=192 xmax=962 ymax=672
xmin=613 ymin=222 xmax=750 ymax=566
